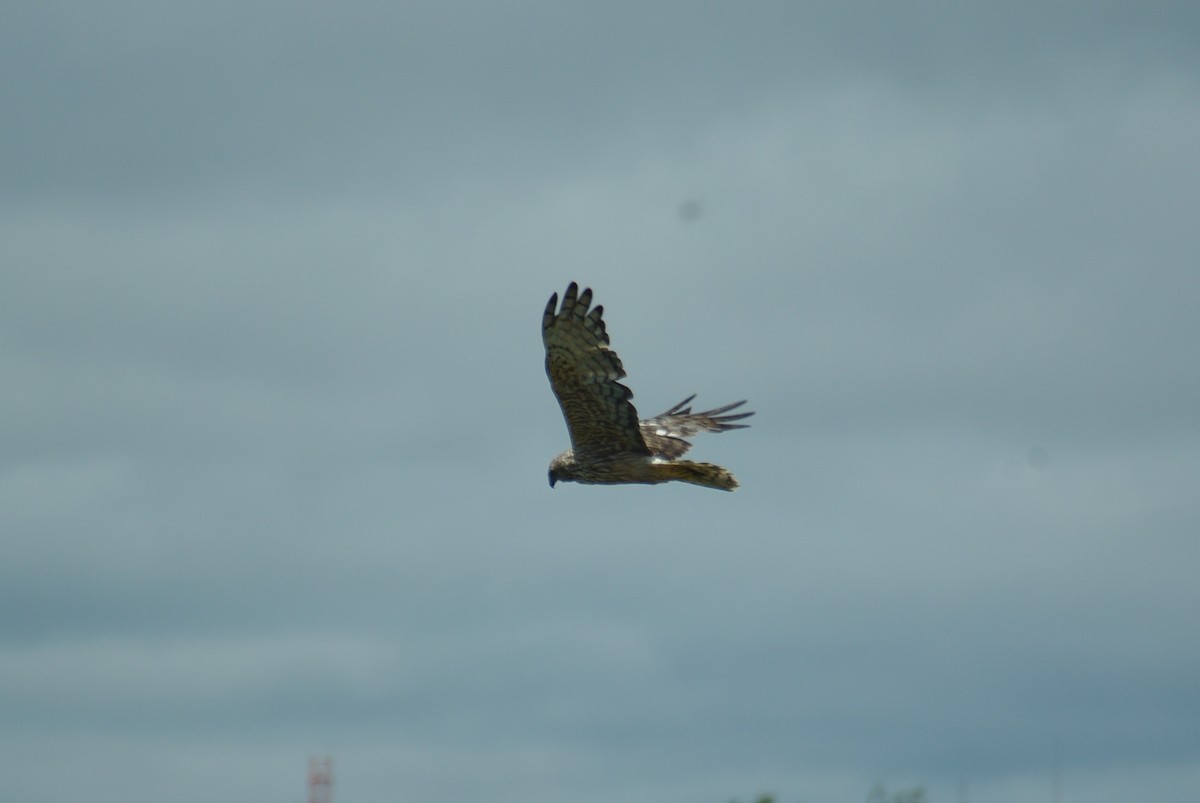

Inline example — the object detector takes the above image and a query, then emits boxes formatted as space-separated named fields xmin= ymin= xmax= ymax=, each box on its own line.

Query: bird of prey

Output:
xmin=543 ymin=282 xmax=753 ymax=491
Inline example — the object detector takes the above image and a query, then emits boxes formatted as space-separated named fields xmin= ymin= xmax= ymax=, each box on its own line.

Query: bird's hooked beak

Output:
xmin=548 ymin=470 xmax=557 ymax=488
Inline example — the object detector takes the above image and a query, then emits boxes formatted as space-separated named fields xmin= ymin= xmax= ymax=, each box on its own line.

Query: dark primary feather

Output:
xmin=543 ymin=282 xmax=650 ymax=458
xmin=640 ymin=395 xmax=754 ymax=460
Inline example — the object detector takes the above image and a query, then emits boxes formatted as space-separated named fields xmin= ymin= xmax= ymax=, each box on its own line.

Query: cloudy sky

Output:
xmin=3 ymin=2 xmax=1199 ymax=802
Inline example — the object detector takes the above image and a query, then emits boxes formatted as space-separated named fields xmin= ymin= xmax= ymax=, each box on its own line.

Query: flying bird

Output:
xmin=543 ymin=282 xmax=753 ymax=491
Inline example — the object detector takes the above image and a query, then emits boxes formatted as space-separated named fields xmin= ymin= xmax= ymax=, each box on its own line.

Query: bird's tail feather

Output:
xmin=655 ymin=460 xmax=739 ymax=491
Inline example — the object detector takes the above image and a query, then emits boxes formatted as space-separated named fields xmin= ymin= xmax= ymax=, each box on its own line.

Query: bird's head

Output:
xmin=547 ymin=450 xmax=575 ymax=488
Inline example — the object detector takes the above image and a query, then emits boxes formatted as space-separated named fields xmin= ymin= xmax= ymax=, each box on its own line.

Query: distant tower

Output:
xmin=308 ymin=757 xmax=333 ymax=803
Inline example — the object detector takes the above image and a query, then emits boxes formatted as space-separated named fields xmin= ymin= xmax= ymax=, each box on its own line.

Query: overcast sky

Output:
xmin=3 ymin=2 xmax=1199 ymax=802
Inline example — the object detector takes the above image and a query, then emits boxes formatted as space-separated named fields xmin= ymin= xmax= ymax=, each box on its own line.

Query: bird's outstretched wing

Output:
xmin=543 ymin=282 xmax=651 ymax=458
xmin=640 ymin=395 xmax=754 ymax=460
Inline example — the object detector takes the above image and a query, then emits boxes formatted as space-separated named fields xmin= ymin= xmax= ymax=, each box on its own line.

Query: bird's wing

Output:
xmin=543 ymin=282 xmax=650 ymax=458
xmin=639 ymin=396 xmax=754 ymax=460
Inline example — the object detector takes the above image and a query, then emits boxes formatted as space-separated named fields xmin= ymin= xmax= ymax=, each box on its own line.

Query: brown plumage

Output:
xmin=542 ymin=282 xmax=753 ymax=491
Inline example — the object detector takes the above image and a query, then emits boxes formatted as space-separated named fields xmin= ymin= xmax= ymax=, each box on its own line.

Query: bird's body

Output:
xmin=542 ymin=282 xmax=752 ymax=491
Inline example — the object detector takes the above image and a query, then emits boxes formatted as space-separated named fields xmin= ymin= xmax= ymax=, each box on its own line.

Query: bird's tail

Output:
xmin=654 ymin=460 xmax=739 ymax=491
